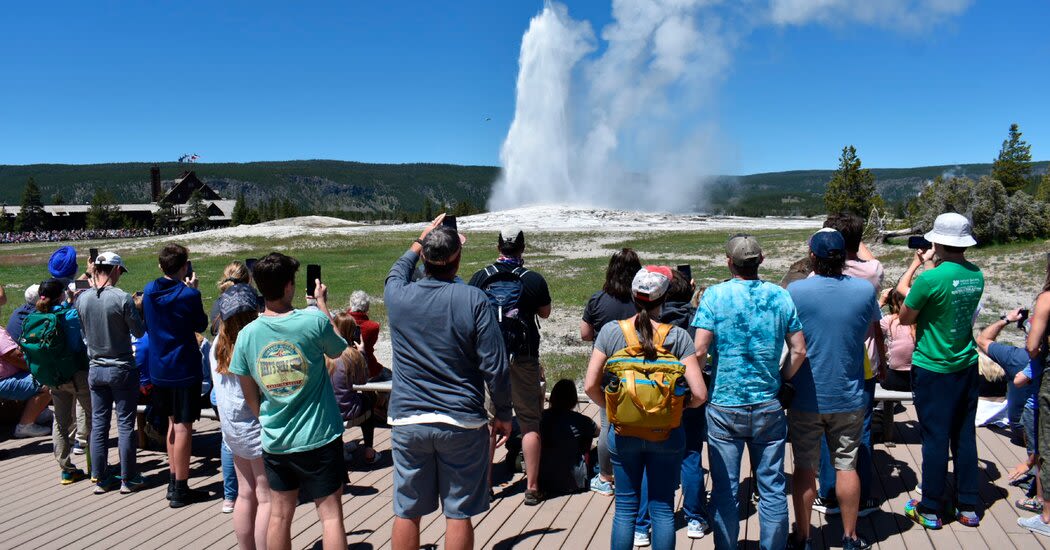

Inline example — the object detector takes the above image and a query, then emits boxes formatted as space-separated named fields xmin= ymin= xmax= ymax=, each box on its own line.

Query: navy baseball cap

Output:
xmin=809 ymin=228 xmax=846 ymax=259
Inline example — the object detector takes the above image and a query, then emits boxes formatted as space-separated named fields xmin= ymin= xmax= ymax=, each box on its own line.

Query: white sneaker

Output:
xmin=687 ymin=518 xmax=709 ymax=539
xmin=35 ymin=408 xmax=54 ymax=426
xmin=14 ymin=423 xmax=51 ymax=438
xmin=221 ymin=499 xmax=235 ymax=513
xmin=633 ymin=530 xmax=650 ymax=547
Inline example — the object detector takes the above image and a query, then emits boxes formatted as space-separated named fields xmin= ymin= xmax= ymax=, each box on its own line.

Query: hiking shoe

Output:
xmin=842 ymin=535 xmax=872 ymax=550
xmin=13 ymin=423 xmax=50 ymax=438
xmin=904 ymin=499 xmax=941 ymax=529
xmin=590 ymin=474 xmax=614 ymax=496
xmin=119 ymin=475 xmax=146 ymax=494
xmin=686 ymin=518 xmax=709 ymax=539
xmin=523 ymin=490 xmax=543 ymax=506
xmin=955 ymin=508 xmax=980 ymax=527
xmin=813 ymin=495 xmax=840 ymax=515
xmin=60 ymin=469 xmax=88 ymax=485
xmin=94 ymin=475 xmax=120 ymax=494
xmin=221 ymin=499 xmax=235 ymax=513
xmin=1019 ymin=515 xmax=1050 ymax=536
xmin=633 ymin=530 xmax=650 ymax=547
xmin=858 ymin=497 xmax=880 ymax=517
xmin=72 ymin=440 xmax=86 ymax=455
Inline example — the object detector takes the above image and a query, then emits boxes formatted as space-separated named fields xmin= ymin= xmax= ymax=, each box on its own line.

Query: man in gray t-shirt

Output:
xmin=74 ymin=252 xmax=146 ymax=492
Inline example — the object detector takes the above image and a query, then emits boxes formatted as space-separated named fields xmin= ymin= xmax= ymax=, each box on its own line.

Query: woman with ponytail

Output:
xmin=584 ymin=266 xmax=707 ymax=550
xmin=326 ymin=312 xmax=381 ymax=464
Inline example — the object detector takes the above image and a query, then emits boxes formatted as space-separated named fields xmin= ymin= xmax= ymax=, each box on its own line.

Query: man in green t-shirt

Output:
xmin=231 ymin=252 xmax=348 ymax=550
xmin=896 ymin=212 xmax=984 ymax=530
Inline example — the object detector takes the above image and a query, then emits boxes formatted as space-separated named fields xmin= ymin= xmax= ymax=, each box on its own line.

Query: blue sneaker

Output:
xmin=590 ymin=474 xmax=613 ymax=496
xmin=687 ymin=518 xmax=709 ymax=539
xmin=94 ymin=475 xmax=120 ymax=494
xmin=119 ymin=474 xmax=146 ymax=494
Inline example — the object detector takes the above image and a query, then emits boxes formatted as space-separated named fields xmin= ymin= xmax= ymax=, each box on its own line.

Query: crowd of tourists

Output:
xmin=0 ymin=227 xmax=175 ymax=244
xmin=0 ymin=209 xmax=1048 ymax=550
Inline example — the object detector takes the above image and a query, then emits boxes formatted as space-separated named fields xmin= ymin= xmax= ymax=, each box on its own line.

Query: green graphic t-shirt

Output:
xmin=229 ymin=309 xmax=347 ymax=454
xmin=904 ymin=260 xmax=984 ymax=373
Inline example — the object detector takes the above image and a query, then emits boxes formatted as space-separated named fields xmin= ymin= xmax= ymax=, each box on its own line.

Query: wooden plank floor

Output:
xmin=1 ymin=402 xmax=1049 ymax=549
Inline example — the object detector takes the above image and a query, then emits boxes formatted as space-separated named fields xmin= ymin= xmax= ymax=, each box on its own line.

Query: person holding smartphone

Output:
xmin=142 ymin=244 xmax=210 ymax=507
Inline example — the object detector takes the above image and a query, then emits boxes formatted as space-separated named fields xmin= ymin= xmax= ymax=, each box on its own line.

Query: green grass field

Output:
xmin=1 ymin=224 xmax=1047 ymax=384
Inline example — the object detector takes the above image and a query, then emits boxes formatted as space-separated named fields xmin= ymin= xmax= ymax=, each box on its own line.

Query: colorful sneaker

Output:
xmin=842 ymin=534 xmax=872 ymax=550
xmin=686 ymin=518 xmax=709 ymax=539
xmin=119 ymin=475 xmax=146 ymax=494
xmin=813 ymin=495 xmax=840 ymax=515
xmin=632 ymin=530 xmax=650 ymax=547
xmin=955 ymin=508 xmax=980 ymax=527
xmin=1019 ymin=515 xmax=1050 ymax=536
xmin=60 ymin=469 xmax=88 ymax=485
xmin=94 ymin=475 xmax=120 ymax=494
xmin=904 ymin=499 xmax=942 ymax=530
xmin=590 ymin=474 xmax=614 ymax=496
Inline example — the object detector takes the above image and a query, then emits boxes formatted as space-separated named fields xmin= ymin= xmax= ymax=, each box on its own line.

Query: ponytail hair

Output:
xmin=36 ymin=278 xmax=66 ymax=313
xmin=633 ymin=297 xmax=665 ymax=361
xmin=218 ymin=261 xmax=251 ymax=293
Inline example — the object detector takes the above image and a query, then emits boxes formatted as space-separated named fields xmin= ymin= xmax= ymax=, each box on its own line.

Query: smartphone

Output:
xmin=676 ymin=264 xmax=692 ymax=281
xmin=89 ymin=248 xmax=99 ymax=263
xmin=907 ymin=236 xmax=932 ymax=250
xmin=185 ymin=261 xmax=194 ymax=280
xmin=245 ymin=258 xmax=258 ymax=273
xmin=74 ymin=279 xmax=91 ymax=290
xmin=306 ymin=264 xmax=321 ymax=297
xmin=442 ymin=215 xmax=457 ymax=232
xmin=1019 ymin=308 xmax=1031 ymax=330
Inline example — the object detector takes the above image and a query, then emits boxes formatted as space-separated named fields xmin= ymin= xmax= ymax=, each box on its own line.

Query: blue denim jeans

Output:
xmin=913 ymin=365 xmax=980 ymax=512
xmin=88 ymin=365 xmax=139 ymax=481
xmin=221 ymin=439 xmax=238 ymax=500
xmin=706 ymin=399 xmax=788 ymax=550
xmin=609 ymin=427 xmax=685 ymax=550
xmin=818 ymin=378 xmax=875 ymax=500
xmin=635 ymin=406 xmax=708 ymax=534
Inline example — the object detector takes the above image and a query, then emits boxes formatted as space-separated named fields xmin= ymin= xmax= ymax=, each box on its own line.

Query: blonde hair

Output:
xmin=326 ymin=313 xmax=367 ymax=384
xmin=215 ymin=310 xmax=259 ymax=374
xmin=977 ymin=351 xmax=1005 ymax=382
xmin=218 ymin=261 xmax=251 ymax=293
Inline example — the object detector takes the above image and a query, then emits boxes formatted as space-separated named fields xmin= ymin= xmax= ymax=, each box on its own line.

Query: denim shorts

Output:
xmin=0 ymin=371 xmax=42 ymax=401
xmin=391 ymin=423 xmax=490 ymax=519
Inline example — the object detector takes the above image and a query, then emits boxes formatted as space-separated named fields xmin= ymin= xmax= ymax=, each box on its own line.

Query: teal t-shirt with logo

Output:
xmin=229 ymin=308 xmax=347 ymax=454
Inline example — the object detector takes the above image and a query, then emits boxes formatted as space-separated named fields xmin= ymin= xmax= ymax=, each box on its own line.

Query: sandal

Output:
xmin=1017 ymin=497 xmax=1043 ymax=513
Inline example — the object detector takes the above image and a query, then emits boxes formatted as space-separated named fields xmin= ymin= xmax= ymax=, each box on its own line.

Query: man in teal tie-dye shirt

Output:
xmin=692 ymin=234 xmax=807 ymax=550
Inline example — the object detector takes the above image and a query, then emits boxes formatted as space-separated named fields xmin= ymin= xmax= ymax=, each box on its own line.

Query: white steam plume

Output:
xmin=490 ymin=0 xmax=973 ymax=213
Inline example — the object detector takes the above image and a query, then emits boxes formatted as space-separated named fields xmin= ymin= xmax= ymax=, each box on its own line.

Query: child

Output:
xmin=326 ymin=313 xmax=379 ymax=464
xmin=879 ymin=288 xmax=915 ymax=392
xmin=538 ymin=379 xmax=598 ymax=497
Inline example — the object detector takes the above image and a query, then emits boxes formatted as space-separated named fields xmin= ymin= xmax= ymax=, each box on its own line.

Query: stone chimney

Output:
xmin=150 ymin=166 xmax=162 ymax=202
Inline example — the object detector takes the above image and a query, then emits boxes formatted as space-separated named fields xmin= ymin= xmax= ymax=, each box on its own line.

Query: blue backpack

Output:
xmin=477 ymin=264 xmax=531 ymax=356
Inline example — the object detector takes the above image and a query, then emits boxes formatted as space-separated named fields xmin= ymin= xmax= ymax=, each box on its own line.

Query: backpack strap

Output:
xmin=652 ymin=323 xmax=673 ymax=349
xmin=618 ymin=319 xmax=641 ymax=348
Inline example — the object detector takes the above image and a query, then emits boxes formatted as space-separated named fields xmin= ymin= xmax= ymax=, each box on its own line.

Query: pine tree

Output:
xmin=992 ymin=123 xmax=1033 ymax=194
xmin=422 ymin=198 xmax=433 ymax=221
xmin=231 ymin=192 xmax=252 ymax=226
xmin=823 ymin=145 xmax=883 ymax=217
xmin=153 ymin=203 xmax=178 ymax=231
xmin=1036 ymin=171 xmax=1050 ymax=204
xmin=183 ymin=190 xmax=211 ymax=230
xmin=86 ymin=189 xmax=124 ymax=229
xmin=16 ymin=177 xmax=47 ymax=232
xmin=51 ymin=192 xmax=65 ymax=205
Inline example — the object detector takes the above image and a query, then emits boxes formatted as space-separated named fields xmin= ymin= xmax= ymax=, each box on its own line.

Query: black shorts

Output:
xmin=263 ymin=437 xmax=347 ymax=500
xmin=153 ymin=381 xmax=202 ymax=424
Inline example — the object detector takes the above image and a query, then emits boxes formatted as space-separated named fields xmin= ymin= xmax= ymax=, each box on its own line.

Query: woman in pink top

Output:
xmin=879 ymin=288 xmax=915 ymax=391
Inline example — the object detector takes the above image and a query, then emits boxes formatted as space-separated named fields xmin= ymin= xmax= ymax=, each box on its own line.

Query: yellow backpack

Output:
xmin=603 ymin=320 xmax=688 ymax=442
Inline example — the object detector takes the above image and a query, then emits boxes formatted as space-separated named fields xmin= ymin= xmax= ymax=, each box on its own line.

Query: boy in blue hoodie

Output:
xmin=142 ymin=244 xmax=210 ymax=508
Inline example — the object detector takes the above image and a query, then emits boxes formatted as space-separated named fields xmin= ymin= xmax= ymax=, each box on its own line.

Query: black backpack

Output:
xmin=477 ymin=264 xmax=531 ymax=356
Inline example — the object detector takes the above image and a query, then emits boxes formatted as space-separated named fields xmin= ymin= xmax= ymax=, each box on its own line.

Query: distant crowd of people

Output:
xmin=0 ymin=209 xmax=1048 ymax=550
xmin=0 ymin=227 xmax=176 ymax=244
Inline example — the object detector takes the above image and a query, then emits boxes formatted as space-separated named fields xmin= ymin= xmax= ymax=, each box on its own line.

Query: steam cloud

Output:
xmin=489 ymin=0 xmax=972 ymax=213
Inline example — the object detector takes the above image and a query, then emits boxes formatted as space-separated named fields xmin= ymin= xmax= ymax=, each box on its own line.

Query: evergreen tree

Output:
xmin=0 ymin=206 xmax=11 ymax=232
xmin=183 ymin=190 xmax=211 ymax=230
xmin=231 ymin=192 xmax=254 ymax=226
xmin=422 ymin=198 xmax=433 ymax=221
xmin=86 ymin=189 xmax=124 ymax=229
xmin=153 ymin=202 xmax=178 ymax=231
xmin=16 ymin=177 xmax=47 ymax=232
xmin=823 ymin=145 xmax=883 ymax=217
xmin=1036 ymin=171 xmax=1050 ymax=204
xmin=51 ymin=192 xmax=65 ymax=205
xmin=992 ymin=123 xmax=1033 ymax=194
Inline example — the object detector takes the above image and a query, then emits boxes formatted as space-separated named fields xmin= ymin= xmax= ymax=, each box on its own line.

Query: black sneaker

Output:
xmin=169 ymin=483 xmax=209 ymax=509
xmin=858 ymin=497 xmax=880 ymax=517
xmin=842 ymin=535 xmax=872 ymax=550
xmin=813 ymin=496 xmax=841 ymax=515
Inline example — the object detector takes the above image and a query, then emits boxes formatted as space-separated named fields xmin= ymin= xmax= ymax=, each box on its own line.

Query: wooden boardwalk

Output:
xmin=1 ymin=402 xmax=1048 ymax=549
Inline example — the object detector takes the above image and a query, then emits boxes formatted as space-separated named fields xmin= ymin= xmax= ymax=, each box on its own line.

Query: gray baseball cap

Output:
xmin=726 ymin=234 xmax=762 ymax=267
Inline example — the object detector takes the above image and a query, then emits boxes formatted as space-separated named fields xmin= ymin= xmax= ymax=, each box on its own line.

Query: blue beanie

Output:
xmin=48 ymin=246 xmax=79 ymax=279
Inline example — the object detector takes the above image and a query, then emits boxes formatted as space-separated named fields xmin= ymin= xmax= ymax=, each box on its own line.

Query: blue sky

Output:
xmin=1 ymin=0 xmax=1047 ymax=174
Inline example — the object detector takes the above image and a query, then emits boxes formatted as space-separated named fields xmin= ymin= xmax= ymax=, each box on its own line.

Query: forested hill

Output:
xmin=1 ymin=159 xmax=1047 ymax=217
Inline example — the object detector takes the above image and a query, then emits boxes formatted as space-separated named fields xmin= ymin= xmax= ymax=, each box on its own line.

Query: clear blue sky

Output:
xmin=1 ymin=0 xmax=1047 ymax=174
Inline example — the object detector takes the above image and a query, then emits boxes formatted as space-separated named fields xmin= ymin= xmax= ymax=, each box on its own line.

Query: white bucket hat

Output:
xmin=924 ymin=212 xmax=977 ymax=248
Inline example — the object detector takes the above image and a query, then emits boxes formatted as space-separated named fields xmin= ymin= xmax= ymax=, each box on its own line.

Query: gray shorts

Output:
xmin=788 ymin=407 xmax=864 ymax=471
xmin=391 ymin=423 xmax=490 ymax=520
